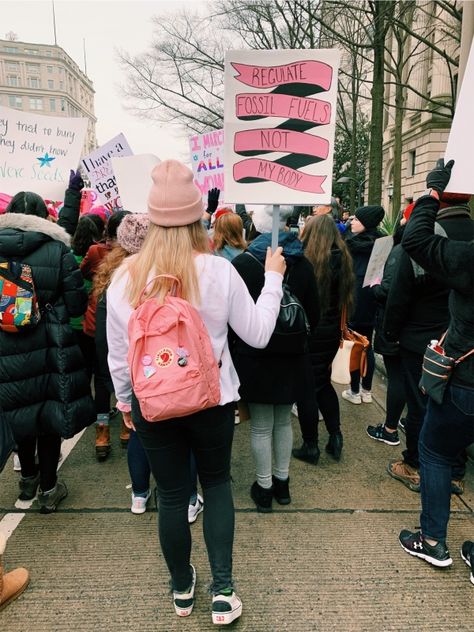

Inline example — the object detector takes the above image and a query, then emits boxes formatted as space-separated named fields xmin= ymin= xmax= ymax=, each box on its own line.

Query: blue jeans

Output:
xmin=133 ymin=397 xmax=235 ymax=593
xmin=419 ymin=383 xmax=474 ymax=542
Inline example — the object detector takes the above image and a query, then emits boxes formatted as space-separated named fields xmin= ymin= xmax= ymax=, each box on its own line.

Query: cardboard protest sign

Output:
xmin=111 ymin=154 xmax=160 ymax=214
xmin=224 ymin=49 xmax=340 ymax=205
xmin=445 ymin=39 xmax=474 ymax=194
xmin=363 ymin=235 xmax=393 ymax=288
xmin=0 ymin=105 xmax=87 ymax=200
xmin=81 ymin=133 xmax=133 ymax=212
xmin=190 ymin=129 xmax=225 ymax=201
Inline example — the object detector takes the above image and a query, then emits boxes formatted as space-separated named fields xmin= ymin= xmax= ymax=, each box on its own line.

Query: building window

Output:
xmin=8 ymin=95 xmax=22 ymax=108
xmin=44 ymin=51 xmax=52 ymax=57
xmin=26 ymin=63 xmax=40 ymax=73
xmin=47 ymin=65 xmax=53 ymax=73
xmin=61 ymin=98 xmax=65 ymax=111
xmin=28 ymin=77 xmax=40 ymax=88
xmin=49 ymin=98 xmax=56 ymax=112
xmin=3 ymin=46 xmax=18 ymax=53
xmin=5 ymin=61 xmax=19 ymax=71
xmin=58 ymin=67 xmax=63 ymax=75
xmin=29 ymin=97 xmax=43 ymax=110
xmin=48 ymin=79 xmax=54 ymax=89
xmin=59 ymin=81 xmax=64 ymax=90
xmin=24 ymin=48 xmax=39 ymax=55
xmin=6 ymin=75 xmax=19 ymax=87
xmin=408 ymin=150 xmax=416 ymax=177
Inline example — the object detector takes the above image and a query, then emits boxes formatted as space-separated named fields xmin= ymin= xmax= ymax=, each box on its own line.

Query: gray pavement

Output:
xmin=0 ymin=377 xmax=472 ymax=631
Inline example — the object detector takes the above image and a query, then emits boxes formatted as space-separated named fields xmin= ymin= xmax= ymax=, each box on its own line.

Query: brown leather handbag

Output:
xmin=334 ymin=306 xmax=370 ymax=377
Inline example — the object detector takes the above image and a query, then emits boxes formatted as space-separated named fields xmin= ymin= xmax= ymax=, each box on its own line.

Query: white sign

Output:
xmin=111 ymin=154 xmax=161 ymax=214
xmin=189 ymin=129 xmax=225 ymax=201
xmin=81 ymin=133 xmax=133 ymax=211
xmin=0 ymin=105 xmax=87 ymax=200
xmin=363 ymin=235 xmax=394 ymax=288
xmin=224 ymin=48 xmax=340 ymax=205
xmin=445 ymin=39 xmax=474 ymax=194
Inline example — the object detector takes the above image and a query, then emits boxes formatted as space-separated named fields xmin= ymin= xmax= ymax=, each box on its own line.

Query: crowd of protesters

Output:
xmin=0 ymin=158 xmax=472 ymax=621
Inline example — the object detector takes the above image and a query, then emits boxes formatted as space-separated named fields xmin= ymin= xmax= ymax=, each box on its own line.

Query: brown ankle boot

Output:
xmin=95 ymin=423 xmax=111 ymax=461
xmin=120 ymin=419 xmax=130 ymax=448
xmin=0 ymin=534 xmax=29 ymax=611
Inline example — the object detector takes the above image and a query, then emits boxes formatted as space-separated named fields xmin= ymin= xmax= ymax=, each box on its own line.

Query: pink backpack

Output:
xmin=128 ymin=275 xmax=221 ymax=422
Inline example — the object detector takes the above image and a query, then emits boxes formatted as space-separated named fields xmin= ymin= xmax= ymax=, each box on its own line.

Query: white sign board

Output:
xmin=0 ymin=105 xmax=87 ymax=199
xmin=224 ymin=48 xmax=340 ymax=205
xmin=111 ymin=154 xmax=161 ymax=214
xmin=445 ymin=39 xmax=474 ymax=194
xmin=81 ymin=133 xmax=133 ymax=210
xmin=190 ymin=129 xmax=225 ymax=201
xmin=363 ymin=235 xmax=393 ymax=288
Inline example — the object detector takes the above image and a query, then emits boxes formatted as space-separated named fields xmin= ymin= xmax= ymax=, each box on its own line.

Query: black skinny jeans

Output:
xmin=350 ymin=325 xmax=375 ymax=393
xmin=382 ymin=354 xmax=406 ymax=430
xmin=17 ymin=433 xmax=61 ymax=491
xmin=133 ymin=398 xmax=235 ymax=594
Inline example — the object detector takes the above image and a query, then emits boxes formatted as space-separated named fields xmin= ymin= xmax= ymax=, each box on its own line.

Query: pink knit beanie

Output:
xmin=147 ymin=159 xmax=203 ymax=226
xmin=117 ymin=213 xmax=150 ymax=254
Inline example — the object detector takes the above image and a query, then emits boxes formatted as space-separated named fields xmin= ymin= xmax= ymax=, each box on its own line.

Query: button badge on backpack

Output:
xmin=143 ymin=365 xmax=156 ymax=378
xmin=176 ymin=347 xmax=189 ymax=367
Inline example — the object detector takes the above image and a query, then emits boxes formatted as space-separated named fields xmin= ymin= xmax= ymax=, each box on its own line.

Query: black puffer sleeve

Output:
xmin=60 ymin=249 xmax=88 ymax=317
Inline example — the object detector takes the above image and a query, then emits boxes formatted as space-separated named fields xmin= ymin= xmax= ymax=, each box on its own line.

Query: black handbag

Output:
xmin=0 ymin=408 xmax=15 ymax=474
xmin=245 ymin=252 xmax=310 ymax=354
xmin=419 ymin=332 xmax=474 ymax=405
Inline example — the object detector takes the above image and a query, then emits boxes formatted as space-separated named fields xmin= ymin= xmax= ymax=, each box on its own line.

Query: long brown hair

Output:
xmin=93 ymin=244 xmax=129 ymax=298
xmin=303 ymin=215 xmax=354 ymax=316
xmin=126 ymin=220 xmax=210 ymax=308
xmin=213 ymin=212 xmax=247 ymax=252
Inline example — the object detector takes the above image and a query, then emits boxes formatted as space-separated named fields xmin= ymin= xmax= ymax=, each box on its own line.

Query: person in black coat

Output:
xmin=293 ymin=214 xmax=355 ymax=464
xmin=384 ymin=190 xmax=473 ymax=493
xmin=230 ymin=206 xmax=319 ymax=512
xmin=367 ymin=220 xmax=407 ymax=446
xmin=0 ymin=192 xmax=94 ymax=513
xmin=397 ymin=160 xmax=474 ymax=577
xmin=342 ymin=205 xmax=384 ymax=404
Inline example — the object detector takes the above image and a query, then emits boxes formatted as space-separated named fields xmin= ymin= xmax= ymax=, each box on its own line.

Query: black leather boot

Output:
xmin=292 ymin=441 xmax=320 ymax=465
xmin=272 ymin=476 xmax=291 ymax=505
xmin=250 ymin=481 xmax=273 ymax=513
xmin=326 ymin=432 xmax=343 ymax=461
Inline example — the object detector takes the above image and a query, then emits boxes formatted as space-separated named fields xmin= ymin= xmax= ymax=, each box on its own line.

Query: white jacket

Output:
xmin=106 ymin=253 xmax=283 ymax=409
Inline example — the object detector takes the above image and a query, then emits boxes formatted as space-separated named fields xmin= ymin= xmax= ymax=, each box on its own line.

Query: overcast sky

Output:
xmin=3 ymin=0 xmax=202 ymax=161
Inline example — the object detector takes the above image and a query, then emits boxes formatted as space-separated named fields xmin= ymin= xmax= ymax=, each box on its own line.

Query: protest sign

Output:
xmin=0 ymin=105 xmax=87 ymax=200
xmin=363 ymin=235 xmax=393 ymax=288
xmin=224 ymin=49 xmax=340 ymax=205
xmin=111 ymin=154 xmax=161 ymax=214
xmin=445 ymin=39 xmax=474 ymax=194
xmin=189 ymin=129 xmax=225 ymax=201
xmin=81 ymin=133 xmax=133 ymax=212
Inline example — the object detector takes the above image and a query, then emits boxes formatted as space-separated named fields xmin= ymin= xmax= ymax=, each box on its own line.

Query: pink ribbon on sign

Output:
xmin=235 ymin=93 xmax=331 ymax=125
xmin=234 ymin=159 xmax=326 ymax=194
xmin=231 ymin=61 xmax=333 ymax=91
xmin=234 ymin=129 xmax=329 ymax=159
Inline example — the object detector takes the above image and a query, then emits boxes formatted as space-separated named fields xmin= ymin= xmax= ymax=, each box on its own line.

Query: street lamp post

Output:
xmin=336 ymin=176 xmax=367 ymax=208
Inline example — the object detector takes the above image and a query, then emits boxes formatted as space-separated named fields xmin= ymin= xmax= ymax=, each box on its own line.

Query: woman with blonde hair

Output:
xmin=213 ymin=210 xmax=246 ymax=262
xmin=106 ymin=160 xmax=285 ymax=625
xmin=293 ymin=214 xmax=355 ymax=464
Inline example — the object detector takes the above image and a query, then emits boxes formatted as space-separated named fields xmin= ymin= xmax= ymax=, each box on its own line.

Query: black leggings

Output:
xmin=133 ymin=398 xmax=235 ymax=594
xmin=17 ymin=433 xmax=61 ymax=491
xmin=297 ymin=380 xmax=340 ymax=443
xmin=350 ymin=325 xmax=375 ymax=393
xmin=382 ymin=354 xmax=406 ymax=430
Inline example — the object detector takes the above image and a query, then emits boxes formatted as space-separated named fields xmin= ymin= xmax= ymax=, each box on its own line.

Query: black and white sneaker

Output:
xmin=398 ymin=417 xmax=406 ymax=434
xmin=367 ymin=423 xmax=400 ymax=446
xmin=173 ymin=565 xmax=196 ymax=617
xmin=212 ymin=589 xmax=242 ymax=625
xmin=460 ymin=541 xmax=474 ymax=586
xmin=399 ymin=530 xmax=452 ymax=567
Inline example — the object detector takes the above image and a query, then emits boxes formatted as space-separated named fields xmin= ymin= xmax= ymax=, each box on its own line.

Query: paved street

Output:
xmin=1 ymin=375 xmax=473 ymax=632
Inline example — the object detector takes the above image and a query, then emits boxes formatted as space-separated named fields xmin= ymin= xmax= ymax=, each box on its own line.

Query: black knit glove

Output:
xmin=69 ymin=169 xmax=84 ymax=192
xmin=426 ymin=159 xmax=454 ymax=194
xmin=206 ymin=187 xmax=220 ymax=215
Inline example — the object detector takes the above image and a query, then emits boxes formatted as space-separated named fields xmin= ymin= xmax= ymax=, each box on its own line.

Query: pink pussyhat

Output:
xmin=147 ymin=159 xmax=204 ymax=226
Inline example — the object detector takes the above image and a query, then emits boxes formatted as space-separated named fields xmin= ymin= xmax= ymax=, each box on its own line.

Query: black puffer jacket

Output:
xmin=230 ymin=232 xmax=319 ymax=404
xmin=373 ymin=242 xmax=403 ymax=356
xmin=0 ymin=213 xmax=95 ymax=440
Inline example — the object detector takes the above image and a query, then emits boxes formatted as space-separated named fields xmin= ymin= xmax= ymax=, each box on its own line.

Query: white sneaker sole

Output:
xmin=460 ymin=548 xmax=474 ymax=586
xmin=341 ymin=393 xmax=361 ymax=405
xmin=174 ymin=565 xmax=196 ymax=617
xmin=212 ymin=602 xmax=242 ymax=625
xmin=400 ymin=540 xmax=452 ymax=567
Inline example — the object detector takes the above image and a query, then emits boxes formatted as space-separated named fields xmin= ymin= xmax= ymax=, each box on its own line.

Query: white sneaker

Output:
xmin=13 ymin=453 xmax=21 ymax=472
xmin=131 ymin=489 xmax=151 ymax=514
xmin=341 ymin=389 xmax=362 ymax=405
xmin=361 ymin=389 xmax=373 ymax=403
xmin=188 ymin=494 xmax=204 ymax=524
xmin=291 ymin=403 xmax=298 ymax=417
xmin=212 ymin=591 xmax=242 ymax=625
xmin=174 ymin=564 xmax=196 ymax=617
